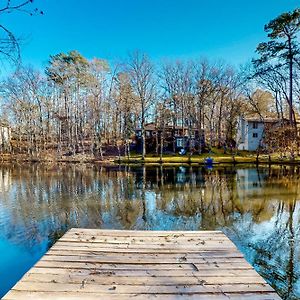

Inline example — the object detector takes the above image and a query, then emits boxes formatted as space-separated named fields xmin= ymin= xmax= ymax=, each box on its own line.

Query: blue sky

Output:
xmin=3 ymin=0 xmax=300 ymax=70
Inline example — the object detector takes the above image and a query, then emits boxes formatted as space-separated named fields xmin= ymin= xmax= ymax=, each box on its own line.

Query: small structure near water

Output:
xmin=4 ymin=228 xmax=280 ymax=299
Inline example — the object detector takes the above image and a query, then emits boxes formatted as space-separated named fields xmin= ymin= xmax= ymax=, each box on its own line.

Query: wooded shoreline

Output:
xmin=1 ymin=153 xmax=300 ymax=166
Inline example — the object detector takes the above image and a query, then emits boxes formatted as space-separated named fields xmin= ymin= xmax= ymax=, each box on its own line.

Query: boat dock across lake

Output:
xmin=3 ymin=229 xmax=281 ymax=299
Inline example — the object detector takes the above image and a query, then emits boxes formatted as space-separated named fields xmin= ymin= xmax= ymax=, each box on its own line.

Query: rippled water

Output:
xmin=0 ymin=164 xmax=299 ymax=299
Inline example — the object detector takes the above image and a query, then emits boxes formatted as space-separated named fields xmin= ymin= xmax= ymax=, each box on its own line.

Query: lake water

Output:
xmin=0 ymin=164 xmax=299 ymax=299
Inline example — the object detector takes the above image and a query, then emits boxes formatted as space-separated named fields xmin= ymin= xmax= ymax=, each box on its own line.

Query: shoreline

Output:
xmin=1 ymin=153 xmax=300 ymax=166
xmin=115 ymin=154 xmax=300 ymax=166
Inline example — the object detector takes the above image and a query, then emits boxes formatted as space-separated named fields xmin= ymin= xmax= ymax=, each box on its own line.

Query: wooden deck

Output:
xmin=3 ymin=229 xmax=281 ymax=299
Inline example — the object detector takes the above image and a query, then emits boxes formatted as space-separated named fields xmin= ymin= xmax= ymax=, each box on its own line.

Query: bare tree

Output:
xmin=127 ymin=51 xmax=156 ymax=160
xmin=0 ymin=0 xmax=43 ymax=63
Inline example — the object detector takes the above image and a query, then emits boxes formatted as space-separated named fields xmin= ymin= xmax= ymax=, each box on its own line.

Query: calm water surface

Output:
xmin=0 ymin=164 xmax=299 ymax=299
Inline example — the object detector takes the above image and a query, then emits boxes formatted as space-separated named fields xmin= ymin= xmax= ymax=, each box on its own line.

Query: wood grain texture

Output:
xmin=3 ymin=229 xmax=281 ymax=300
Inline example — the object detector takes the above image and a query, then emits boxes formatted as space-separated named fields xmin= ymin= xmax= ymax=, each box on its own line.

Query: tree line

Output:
xmin=0 ymin=51 xmax=246 ymax=158
xmin=0 ymin=8 xmax=300 ymax=159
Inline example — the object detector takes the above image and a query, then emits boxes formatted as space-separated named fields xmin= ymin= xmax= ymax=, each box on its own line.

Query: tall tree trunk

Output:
xmin=142 ymin=129 xmax=146 ymax=160
xmin=160 ymin=129 xmax=164 ymax=162
xmin=141 ymin=109 xmax=146 ymax=160
xmin=288 ymin=36 xmax=295 ymax=127
xmin=217 ymin=95 xmax=224 ymax=147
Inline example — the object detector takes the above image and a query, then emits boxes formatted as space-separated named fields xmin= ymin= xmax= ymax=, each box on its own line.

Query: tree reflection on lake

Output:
xmin=0 ymin=164 xmax=299 ymax=299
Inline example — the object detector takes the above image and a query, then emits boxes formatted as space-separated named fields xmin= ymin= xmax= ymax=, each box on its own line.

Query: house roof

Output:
xmin=135 ymin=123 xmax=156 ymax=131
xmin=136 ymin=122 xmax=202 ymax=131
xmin=245 ymin=118 xmax=283 ymax=123
xmin=242 ymin=114 xmax=289 ymax=124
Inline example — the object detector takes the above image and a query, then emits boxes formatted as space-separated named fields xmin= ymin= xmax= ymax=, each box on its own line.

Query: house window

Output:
xmin=177 ymin=138 xmax=184 ymax=148
xmin=253 ymin=133 xmax=258 ymax=138
xmin=253 ymin=122 xmax=258 ymax=129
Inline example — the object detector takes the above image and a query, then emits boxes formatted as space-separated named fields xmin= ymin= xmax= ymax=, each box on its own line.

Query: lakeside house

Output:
xmin=236 ymin=116 xmax=287 ymax=151
xmin=134 ymin=122 xmax=205 ymax=153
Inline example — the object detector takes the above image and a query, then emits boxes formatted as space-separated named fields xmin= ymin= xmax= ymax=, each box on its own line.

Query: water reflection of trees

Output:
xmin=240 ymin=198 xmax=300 ymax=300
xmin=0 ymin=164 xmax=300 ymax=298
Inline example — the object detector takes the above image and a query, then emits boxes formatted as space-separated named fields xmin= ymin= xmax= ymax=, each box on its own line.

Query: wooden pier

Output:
xmin=3 ymin=229 xmax=281 ymax=299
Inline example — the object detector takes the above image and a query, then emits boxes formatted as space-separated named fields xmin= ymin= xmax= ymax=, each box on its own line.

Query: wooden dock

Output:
xmin=3 ymin=229 xmax=281 ymax=299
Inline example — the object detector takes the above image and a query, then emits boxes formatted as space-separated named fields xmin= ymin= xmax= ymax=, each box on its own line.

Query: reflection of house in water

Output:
xmin=236 ymin=169 xmax=268 ymax=200
xmin=177 ymin=167 xmax=187 ymax=183
xmin=0 ymin=169 xmax=11 ymax=192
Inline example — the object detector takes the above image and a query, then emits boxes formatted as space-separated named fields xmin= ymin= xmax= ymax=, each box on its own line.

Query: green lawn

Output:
xmin=117 ymin=148 xmax=300 ymax=165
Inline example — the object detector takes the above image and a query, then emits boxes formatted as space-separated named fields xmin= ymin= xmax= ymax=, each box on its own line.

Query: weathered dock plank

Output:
xmin=3 ymin=229 xmax=281 ymax=299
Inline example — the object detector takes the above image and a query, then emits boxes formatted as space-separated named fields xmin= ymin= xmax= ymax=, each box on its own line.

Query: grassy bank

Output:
xmin=1 ymin=150 xmax=300 ymax=166
xmin=116 ymin=151 xmax=300 ymax=165
xmin=0 ymin=153 xmax=115 ymax=164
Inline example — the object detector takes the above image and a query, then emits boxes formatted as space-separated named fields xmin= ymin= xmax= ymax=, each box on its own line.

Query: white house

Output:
xmin=236 ymin=116 xmax=283 ymax=151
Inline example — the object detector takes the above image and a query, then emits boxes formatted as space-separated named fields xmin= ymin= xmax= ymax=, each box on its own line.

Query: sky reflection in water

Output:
xmin=0 ymin=164 xmax=299 ymax=299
